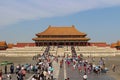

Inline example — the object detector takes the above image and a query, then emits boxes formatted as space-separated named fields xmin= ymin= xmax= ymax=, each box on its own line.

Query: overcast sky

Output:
xmin=0 ymin=0 xmax=120 ymax=44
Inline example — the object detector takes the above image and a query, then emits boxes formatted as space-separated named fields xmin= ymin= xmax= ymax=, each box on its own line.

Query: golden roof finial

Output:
xmin=49 ymin=25 xmax=51 ymax=27
xmin=72 ymin=25 xmax=75 ymax=27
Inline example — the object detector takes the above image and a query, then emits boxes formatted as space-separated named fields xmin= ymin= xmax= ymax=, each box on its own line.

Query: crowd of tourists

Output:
xmin=0 ymin=46 xmax=118 ymax=80
xmin=63 ymin=46 xmax=109 ymax=80
xmin=0 ymin=46 xmax=56 ymax=80
xmin=65 ymin=56 xmax=109 ymax=80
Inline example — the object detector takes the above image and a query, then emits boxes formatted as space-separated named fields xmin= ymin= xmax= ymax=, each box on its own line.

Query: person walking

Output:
xmin=67 ymin=60 xmax=70 ymax=67
xmin=60 ymin=60 xmax=63 ymax=68
xmin=43 ymin=70 xmax=47 ymax=80
xmin=83 ymin=73 xmax=87 ymax=80
xmin=31 ymin=75 xmax=36 ymax=80
xmin=50 ymin=71 xmax=53 ymax=80
xmin=112 ymin=64 xmax=116 ymax=72
xmin=67 ymin=77 xmax=70 ymax=80
xmin=7 ymin=73 xmax=12 ymax=80
xmin=5 ymin=65 xmax=7 ymax=74
xmin=0 ymin=69 xmax=2 ymax=80
xmin=10 ymin=64 xmax=14 ymax=74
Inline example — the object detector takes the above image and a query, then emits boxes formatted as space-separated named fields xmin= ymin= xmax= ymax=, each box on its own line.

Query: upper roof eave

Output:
xmin=32 ymin=37 xmax=90 ymax=41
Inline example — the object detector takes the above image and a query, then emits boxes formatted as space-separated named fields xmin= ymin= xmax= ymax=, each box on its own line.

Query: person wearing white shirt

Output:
xmin=83 ymin=73 xmax=87 ymax=80
xmin=31 ymin=75 xmax=36 ymax=80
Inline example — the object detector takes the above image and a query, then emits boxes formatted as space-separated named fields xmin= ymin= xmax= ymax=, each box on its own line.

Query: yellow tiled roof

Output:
xmin=111 ymin=40 xmax=120 ymax=47
xmin=0 ymin=41 xmax=7 ymax=46
xmin=117 ymin=40 xmax=120 ymax=46
xmin=36 ymin=25 xmax=86 ymax=36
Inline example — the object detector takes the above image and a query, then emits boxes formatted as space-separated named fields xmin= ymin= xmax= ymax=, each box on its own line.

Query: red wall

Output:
xmin=15 ymin=43 xmax=35 ymax=47
xmin=90 ymin=42 xmax=108 ymax=47
xmin=14 ymin=42 xmax=109 ymax=47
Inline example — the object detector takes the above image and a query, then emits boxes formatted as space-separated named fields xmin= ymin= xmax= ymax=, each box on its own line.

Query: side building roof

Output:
xmin=111 ymin=40 xmax=120 ymax=48
xmin=116 ymin=40 xmax=120 ymax=46
xmin=0 ymin=41 xmax=7 ymax=47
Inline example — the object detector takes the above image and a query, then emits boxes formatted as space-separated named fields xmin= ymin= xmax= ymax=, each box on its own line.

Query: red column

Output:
xmin=69 ymin=42 xmax=71 ymax=46
xmin=35 ymin=42 xmax=37 ymax=46
xmin=86 ymin=42 xmax=88 ymax=46
xmin=43 ymin=42 xmax=44 ymax=46
xmin=83 ymin=42 xmax=84 ymax=46
xmin=73 ymin=42 xmax=75 ymax=46
xmin=64 ymin=42 xmax=66 ymax=46
xmin=83 ymin=42 xmax=85 ymax=46
xmin=80 ymin=42 xmax=82 ymax=46
xmin=81 ymin=42 xmax=83 ymax=46
xmin=47 ymin=42 xmax=48 ymax=46
xmin=38 ymin=42 xmax=39 ymax=46
xmin=52 ymin=42 xmax=54 ymax=46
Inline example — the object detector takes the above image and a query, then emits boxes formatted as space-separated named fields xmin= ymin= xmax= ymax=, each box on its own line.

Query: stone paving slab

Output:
xmin=53 ymin=60 xmax=60 ymax=80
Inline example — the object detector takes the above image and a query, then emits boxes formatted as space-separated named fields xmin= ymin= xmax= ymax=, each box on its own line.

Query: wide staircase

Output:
xmin=71 ymin=46 xmax=77 ymax=57
xmin=63 ymin=46 xmax=71 ymax=56
xmin=49 ymin=46 xmax=57 ymax=56
xmin=0 ymin=46 xmax=46 ymax=57
xmin=0 ymin=46 xmax=120 ymax=57
xmin=75 ymin=46 xmax=120 ymax=56
xmin=57 ymin=47 xmax=64 ymax=56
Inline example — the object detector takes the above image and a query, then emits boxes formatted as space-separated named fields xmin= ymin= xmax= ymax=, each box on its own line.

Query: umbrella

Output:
xmin=49 ymin=67 xmax=54 ymax=71
xmin=95 ymin=66 xmax=99 ymax=70
xmin=0 ymin=61 xmax=13 ymax=66
xmin=38 ymin=62 xmax=43 ymax=65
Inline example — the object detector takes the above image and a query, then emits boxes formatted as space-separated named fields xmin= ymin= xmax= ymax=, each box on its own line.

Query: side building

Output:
xmin=111 ymin=40 xmax=120 ymax=50
xmin=32 ymin=25 xmax=90 ymax=46
xmin=0 ymin=41 xmax=7 ymax=50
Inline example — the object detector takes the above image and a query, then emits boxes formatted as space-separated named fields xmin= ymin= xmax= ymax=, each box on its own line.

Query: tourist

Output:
xmin=43 ymin=70 xmax=47 ymax=80
xmin=60 ymin=60 xmax=63 ymax=68
xmin=21 ymin=68 xmax=26 ymax=78
xmin=83 ymin=63 xmax=87 ymax=73
xmin=67 ymin=77 xmax=70 ymax=80
xmin=56 ymin=57 xmax=58 ymax=63
xmin=83 ymin=73 xmax=87 ymax=80
xmin=31 ymin=75 xmax=36 ymax=80
xmin=67 ymin=60 xmax=70 ymax=67
xmin=7 ymin=73 xmax=12 ymax=80
xmin=0 ymin=69 xmax=2 ymax=80
xmin=17 ymin=72 xmax=23 ymax=80
xmin=10 ymin=64 xmax=14 ymax=74
xmin=73 ymin=63 xmax=76 ymax=70
xmin=87 ymin=64 xmax=90 ymax=74
xmin=92 ymin=57 xmax=95 ymax=62
xmin=39 ymin=72 xmax=44 ymax=80
xmin=5 ymin=65 xmax=7 ymax=74
xmin=30 ymin=64 xmax=33 ymax=73
xmin=112 ymin=64 xmax=116 ymax=72
xmin=50 ymin=71 xmax=53 ymax=80
xmin=15 ymin=65 xmax=20 ymax=74
xmin=78 ymin=64 xmax=82 ymax=73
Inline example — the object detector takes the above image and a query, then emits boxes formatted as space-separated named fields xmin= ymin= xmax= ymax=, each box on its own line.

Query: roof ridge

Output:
xmin=48 ymin=25 xmax=75 ymax=28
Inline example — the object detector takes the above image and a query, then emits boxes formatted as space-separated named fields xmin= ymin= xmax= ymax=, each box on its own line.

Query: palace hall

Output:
xmin=32 ymin=25 xmax=90 ymax=46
